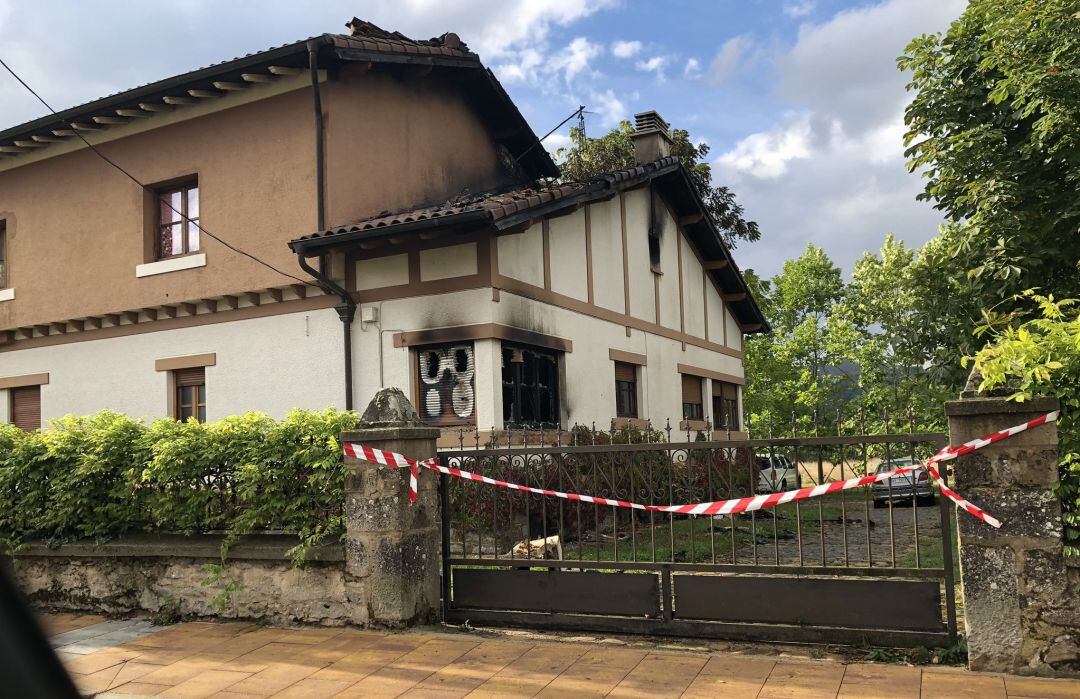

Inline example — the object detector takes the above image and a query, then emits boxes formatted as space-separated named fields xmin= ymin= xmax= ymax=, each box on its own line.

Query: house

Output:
xmin=0 ymin=19 xmax=767 ymax=441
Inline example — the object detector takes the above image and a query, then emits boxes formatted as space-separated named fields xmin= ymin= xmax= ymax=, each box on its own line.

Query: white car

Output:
xmin=757 ymin=454 xmax=798 ymax=493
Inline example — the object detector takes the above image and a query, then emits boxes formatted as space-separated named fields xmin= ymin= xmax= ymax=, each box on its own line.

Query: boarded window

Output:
xmin=614 ymin=361 xmax=638 ymax=418
xmin=417 ymin=343 xmax=476 ymax=426
xmin=712 ymin=381 xmax=740 ymax=431
xmin=11 ymin=385 xmax=40 ymax=431
xmin=681 ymin=374 xmax=703 ymax=421
xmin=158 ymin=181 xmax=200 ymax=259
xmin=174 ymin=367 xmax=206 ymax=422
xmin=502 ymin=343 xmax=560 ymax=427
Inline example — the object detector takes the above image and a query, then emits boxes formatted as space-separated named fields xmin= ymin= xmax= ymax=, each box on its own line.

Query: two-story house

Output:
xmin=0 ymin=18 xmax=766 ymax=441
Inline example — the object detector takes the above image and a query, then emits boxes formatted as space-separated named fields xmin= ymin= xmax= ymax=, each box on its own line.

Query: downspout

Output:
xmin=306 ymin=40 xmax=356 ymax=411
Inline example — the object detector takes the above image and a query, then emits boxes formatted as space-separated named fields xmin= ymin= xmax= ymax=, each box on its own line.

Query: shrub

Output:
xmin=0 ymin=408 xmax=359 ymax=563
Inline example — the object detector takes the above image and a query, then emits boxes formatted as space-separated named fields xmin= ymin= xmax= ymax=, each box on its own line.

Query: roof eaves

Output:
xmin=288 ymin=208 xmax=491 ymax=254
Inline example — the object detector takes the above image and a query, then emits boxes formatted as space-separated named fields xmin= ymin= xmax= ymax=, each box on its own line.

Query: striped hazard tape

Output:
xmin=343 ymin=411 xmax=1059 ymax=528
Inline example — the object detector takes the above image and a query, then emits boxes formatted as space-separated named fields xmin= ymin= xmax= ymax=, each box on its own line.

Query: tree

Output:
xmin=556 ymin=120 xmax=761 ymax=247
xmin=970 ymin=290 xmax=1080 ymax=558
xmin=899 ymin=0 xmax=1080 ymax=376
xmin=743 ymin=245 xmax=850 ymax=434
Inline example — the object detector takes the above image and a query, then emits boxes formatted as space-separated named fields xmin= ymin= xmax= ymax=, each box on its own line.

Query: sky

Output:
xmin=0 ymin=0 xmax=966 ymax=279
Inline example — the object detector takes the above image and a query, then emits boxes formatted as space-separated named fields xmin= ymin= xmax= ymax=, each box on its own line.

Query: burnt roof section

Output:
xmin=290 ymin=156 xmax=768 ymax=332
xmin=0 ymin=19 xmax=558 ymax=180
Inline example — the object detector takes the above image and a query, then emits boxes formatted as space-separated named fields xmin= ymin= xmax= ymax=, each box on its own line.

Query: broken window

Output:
xmin=417 ymin=344 xmax=476 ymax=425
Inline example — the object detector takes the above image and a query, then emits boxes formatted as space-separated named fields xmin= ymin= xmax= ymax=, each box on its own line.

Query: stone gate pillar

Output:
xmin=340 ymin=387 xmax=441 ymax=627
xmin=946 ymin=384 xmax=1078 ymax=676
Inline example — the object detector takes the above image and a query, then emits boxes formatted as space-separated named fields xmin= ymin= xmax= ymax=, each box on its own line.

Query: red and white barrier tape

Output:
xmin=343 ymin=411 xmax=1059 ymax=528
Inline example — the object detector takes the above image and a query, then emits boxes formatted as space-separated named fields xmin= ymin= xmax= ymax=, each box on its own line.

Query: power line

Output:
xmin=512 ymin=104 xmax=585 ymax=165
xmin=0 ymin=57 xmax=316 ymax=287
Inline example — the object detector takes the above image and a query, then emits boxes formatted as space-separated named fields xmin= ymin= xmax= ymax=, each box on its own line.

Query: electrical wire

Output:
xmin=0 ymin=57 xmax=317 ymax=286
xmin=512 ymin=104 xmax=585 ymax=165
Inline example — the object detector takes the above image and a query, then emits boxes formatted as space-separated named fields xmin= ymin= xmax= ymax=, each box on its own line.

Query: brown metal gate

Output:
xmin=439 ymin=423 xmax=958 ymax=648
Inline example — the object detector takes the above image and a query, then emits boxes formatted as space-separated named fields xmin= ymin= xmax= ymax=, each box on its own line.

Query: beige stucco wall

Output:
xmin=0 ymin=307 xmax=343 ymax=424
xmin=0 ymin=65 xmax=514 ymax=332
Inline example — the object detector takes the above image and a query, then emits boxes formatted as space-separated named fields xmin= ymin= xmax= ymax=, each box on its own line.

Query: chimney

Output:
xmin=631 ymin=110 xmax=673 ymax=164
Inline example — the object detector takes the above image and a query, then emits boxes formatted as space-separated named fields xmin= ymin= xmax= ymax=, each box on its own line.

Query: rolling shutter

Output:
xmin=174 ymin=367 xmax=205 ymax=387
xmin=614 ymin=362 xmax=637 ymax=383
xmin=11 ymin=385 xmax=41 ymax=431
xmin=681 ymin=374 xmax=702 ymax=406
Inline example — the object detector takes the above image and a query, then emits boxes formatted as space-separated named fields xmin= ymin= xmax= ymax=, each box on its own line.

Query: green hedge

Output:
xmin=0 ymin=409 xmax=359 ymax=563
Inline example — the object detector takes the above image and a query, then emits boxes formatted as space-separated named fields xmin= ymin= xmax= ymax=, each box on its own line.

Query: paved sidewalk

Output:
xmin=43 ymin=613 xmax=1080 ymax=698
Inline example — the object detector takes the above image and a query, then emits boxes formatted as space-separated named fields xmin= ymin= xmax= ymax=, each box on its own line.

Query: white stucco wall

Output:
xmin=588 ymin=199 xmax=624 ymax=313
xmin=0 ymin=308 xmax=343 ymax=426
xmin=548 ymin=210 xmax=589 ymax=302
xmin=497 ymin=222 xmax=543 ymax=287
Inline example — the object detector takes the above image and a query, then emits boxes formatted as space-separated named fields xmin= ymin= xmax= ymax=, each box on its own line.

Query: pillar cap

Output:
xmin=945 ymin=395 xmax=1059 ymax=417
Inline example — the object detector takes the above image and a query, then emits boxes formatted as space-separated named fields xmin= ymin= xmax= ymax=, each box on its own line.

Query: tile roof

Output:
xmin=330 ymin=19 xmax=478 ymax=60
xmin=294 ymin=156 xmax=682 ymax=243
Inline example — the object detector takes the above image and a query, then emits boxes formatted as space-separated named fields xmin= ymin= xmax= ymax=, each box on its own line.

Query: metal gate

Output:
xmin=438 ymin=423 xmax=958 ymax=648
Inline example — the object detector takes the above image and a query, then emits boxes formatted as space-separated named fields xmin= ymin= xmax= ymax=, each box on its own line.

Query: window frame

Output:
xmin=681 ymin=374 xmax=704 ymax=422
xmin=711 ymin=381 xmax=740 ymax=431
xmin=10 ymin=385 xmax=40 ymax=432
xmin=501 ymin=342 xmax=561 ymax=429
xmin=415 ymin=342 xmax=477 ymax=427
xmin=614 ymin=361 xmax=639 ymax=419
xmin=156 ymin=180 xmax=200 ymax=260
xmin=173 ymin=367 xmax=206 ymax=423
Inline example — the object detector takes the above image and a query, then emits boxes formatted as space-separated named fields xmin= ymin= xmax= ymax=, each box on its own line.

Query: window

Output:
xmin=174 ymin=367 xmax=206 ymax=422
xmin=712 ymin=381 xmax=740 ymax=431
xmin=614 ymin=361 xmax=638 ymax=418
xmin=157 ymin=181 xmax=200 ymax=259
xmin=681 ymin=374 xmax=703 ymax=421
xmin=502 ymin=343 xmax=560 ymax=427
xmin=0 ymin=220 xmax=7 ymax=288
xmin=417 ymin=343 xmax=476 ymax=426
xmin=10 ymin=385 xmax=40 ymax=431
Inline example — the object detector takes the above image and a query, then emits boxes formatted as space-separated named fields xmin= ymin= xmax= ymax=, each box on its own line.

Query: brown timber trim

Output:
xmin=653 ymin=273 xmax=661 ymax=325
xmin=0 ymin=372 xmax=49 ymax=390
xmin=495 ymin=275 xmax=743 ymax=359
xmin=542 ymin=218 xmax=552 ymax=290
xmin=612 ymin=417 xmax=650 ymax=430
xmin=679 ymin=419 xmax=709 ymax=432
xmin=676 ymin=362 xmax=746 ymax=385
xmin=619 ymin=193 xmax=631 ymax=336
xmin=393 ymin=322 xmax=573 ymax=353
xmin=585 ymin=204 xmax=594 ymax=304
xmin=608 ymin=348 xmax=647 ymax=366
xmin=0 ymin=294 xmax=337 ymax=353
xmin=676 ymin=234 xmax=685 ymax=349
xmin=155 ymin=352 xmax=217 ymax=372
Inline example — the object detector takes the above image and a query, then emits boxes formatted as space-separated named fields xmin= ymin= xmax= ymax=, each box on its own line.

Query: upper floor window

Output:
xmin=417 ymin=343 xmax=476 ymax=426
xmin=10 ymin=385 xmax=40 ymax=432
xmin=0 ymin=222 xmax=6 ymax=291
xmin=158 ymin=181 xmax=200 ymax=259
xmin=502 ymin=343 xmax=560 ymax=428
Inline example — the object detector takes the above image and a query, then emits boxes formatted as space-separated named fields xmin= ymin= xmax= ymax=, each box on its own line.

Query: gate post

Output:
xmin=946 ymin=383 xmax=1079 ymax=676
xmin=340 ymin=387 xmax=441 ymax=627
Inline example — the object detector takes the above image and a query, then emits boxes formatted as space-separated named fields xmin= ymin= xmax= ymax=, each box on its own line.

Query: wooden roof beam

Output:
xmin=267 ymin=288 xmax=283 ymax=303
xmin=70 ymin=122 xmax=103 ymax=131
xmin=241 ymin=72 xmax=275 ymax=83
xmin=12 ymin=139 xmax=47 ymax=148
xmin=31 ymin=134 xmax=66 ymax=143
xmin=92 ymin=115 xmax=128 ymax=125
xmin=679 ymin=213 xmax=704 ymax=226
xmin=244 ymin=292 xmax=262 ymax=307
xmin=212 ymin=81 xmax=248 ymax=91
xmin=291 ymin=284 xmax=308 ymax=299
xmin=181 ymin=302 xmax=198 ymax=316
xmin=163 ymin=95 xmax=198 ymax=105
xmin=115 ymin=109 xmax=150 ymax=118
xmin=0 ymin=145 xmax=29 ymax=154
xmin=703 ymin=260 xmax=729 ymax=270
xmin=138 ymin=102 xmax=172 ymax=112
xmin=268 ymin=65 xmax=303 ymax=75
xmin=722 ymin=292 xmax=747 ymax=303
xmin=187 ymin=89 xmax=222 ymax=99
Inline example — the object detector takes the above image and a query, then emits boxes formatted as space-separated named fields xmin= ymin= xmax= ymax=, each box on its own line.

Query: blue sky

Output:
xmin=0 ymin=0 xmax=967 ymax=278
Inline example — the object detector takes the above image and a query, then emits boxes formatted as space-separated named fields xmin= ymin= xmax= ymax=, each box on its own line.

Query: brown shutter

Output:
xmin=11 ymin=385 xmax=41 ymax=431
xmin=712 ymin=381 xmax=738 ymax=399
xmin=174 ymin=367 xmax=205 ymax=387
xmin=681 ymin=374 xmax=702 ymax=405
xmin=614 ymin=361 xmax=636 ymax=382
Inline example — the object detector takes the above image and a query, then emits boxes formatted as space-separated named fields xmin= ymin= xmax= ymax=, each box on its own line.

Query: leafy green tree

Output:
xmin=970 ymin=291 xmax=1080 ymax=558
xmin=899 ymin=0 xmax=1080 ymax=378
xmin=556 ymin=120 xmax=761 ymax=247
xmin=743 ymin=245 xmax=851 ymax=433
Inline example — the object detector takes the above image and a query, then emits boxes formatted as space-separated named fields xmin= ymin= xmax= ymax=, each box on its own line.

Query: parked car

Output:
xmin=871 ymin=457 xmax=936 ymax=507
xmin=756 ymin=454 xmax=799 ymax=493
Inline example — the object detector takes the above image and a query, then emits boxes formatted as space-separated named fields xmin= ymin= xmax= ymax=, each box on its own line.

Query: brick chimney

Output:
xmin=631 ymin=111 xmax=673 ymax=164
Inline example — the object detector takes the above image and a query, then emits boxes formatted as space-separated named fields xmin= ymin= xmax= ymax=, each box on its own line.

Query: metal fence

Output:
xmin=438 ymin=415 xmax=959 ymax=647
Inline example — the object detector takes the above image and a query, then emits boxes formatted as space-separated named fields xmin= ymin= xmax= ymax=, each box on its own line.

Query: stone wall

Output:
xmin=947 ymin=395 xmax=1080 ymax=677
xmin=9 ymin=534 xmax=349 ymax=626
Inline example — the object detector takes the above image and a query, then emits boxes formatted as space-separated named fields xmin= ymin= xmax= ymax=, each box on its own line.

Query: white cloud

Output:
xmin=782 ymin=1 xmax=815 ymax=18
xmin=683 ymin=57 xmax=701 ymax=79
xmin=634 ymin=55 xmax=670 ymax=82
xmin=707 ymin=34 xmax=758 ymax=85
xmin=715 ymin=0 xmax=966 ymax=275
xmin=548 ymin=37 xmax=603 ymax=84
xmin=589 ymin=88 xmax=627 ymax=128
xmin=611 ymin=40 xmax=642 ymax=59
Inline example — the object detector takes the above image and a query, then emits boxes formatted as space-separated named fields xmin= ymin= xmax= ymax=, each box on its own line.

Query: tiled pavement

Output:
xmin=41 ymin=613 xmax=1080 ymax=698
